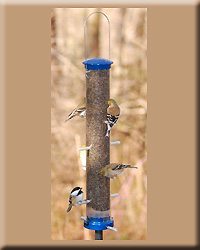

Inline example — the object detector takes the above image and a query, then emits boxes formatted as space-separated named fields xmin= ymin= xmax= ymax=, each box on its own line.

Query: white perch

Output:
xmin=110 ymin=193 xmax=118 ymax=198
xmin=81 ymin=199 xmax=91 ymax=205
xmin=77 ymin=144 xmax=92 ymax=152
xmin=107 ymin=226 xmax=118 ymax=232
xmin=110 ymin=141 xmax=120 ymax=146
xmin=81 ymin=216 xmax=87 ymax=220
xmin=78 ymin=142 xmax=119 ymax=152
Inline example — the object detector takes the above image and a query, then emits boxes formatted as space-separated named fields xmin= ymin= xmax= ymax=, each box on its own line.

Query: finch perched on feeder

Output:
xmin=105 ymin=99 xmax=120 ymax=137
xmin=65 ymin=98 xmax=86 ymax=122
xmin=99 ymin=163 xmax=137 ymax=179
xmin=66 ymin=187 xmax=91 ymax=213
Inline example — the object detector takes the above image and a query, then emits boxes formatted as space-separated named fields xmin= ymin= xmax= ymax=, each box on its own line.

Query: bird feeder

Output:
xmin=82 ymin=11 xmax=115 ymax=240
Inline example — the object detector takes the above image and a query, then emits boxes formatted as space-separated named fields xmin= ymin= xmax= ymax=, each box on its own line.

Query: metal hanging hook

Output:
xmin=84 ymin=11 xmax=111 ymax=61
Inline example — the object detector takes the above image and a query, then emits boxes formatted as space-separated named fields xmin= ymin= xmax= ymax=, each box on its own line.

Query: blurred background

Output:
xmin=51 ymin=8 xmax=147 ymax=240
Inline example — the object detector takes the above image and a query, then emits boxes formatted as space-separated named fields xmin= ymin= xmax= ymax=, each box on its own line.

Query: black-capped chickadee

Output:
xmin=66 ymin=187 xmax=91 ymax=213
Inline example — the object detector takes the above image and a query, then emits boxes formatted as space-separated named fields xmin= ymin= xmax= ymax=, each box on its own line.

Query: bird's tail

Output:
xmin=66 ymin=204 xmax=72 ymax=213
xmin=125 ymin=165 xmax=138 ymax=169
xmin=65 ymin=112 xmax=75 ymax=122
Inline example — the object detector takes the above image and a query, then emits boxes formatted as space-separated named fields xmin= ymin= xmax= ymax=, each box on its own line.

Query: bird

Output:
xmin=66 ymin=187 xmax=91 ymax=213
xmin=65 ymin=98 xmax=120 ymax=137
xmin=65 ymin=98 xmax=86 ymax=122
xmin=99 ymin=163 xmax=138 ymax=179
xmin=105 ymin=99 xmax=120 ymax=137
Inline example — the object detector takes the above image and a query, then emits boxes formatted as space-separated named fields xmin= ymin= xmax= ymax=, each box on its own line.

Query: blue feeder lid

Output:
xmin=83 ymin=57 xmax=113 ymax=70
xmin=84 ymin=216 xmax=114 ymax=231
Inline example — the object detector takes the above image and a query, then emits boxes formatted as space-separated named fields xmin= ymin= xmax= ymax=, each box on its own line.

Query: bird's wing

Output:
xmin=76 ymin=107 xmax=86 ymax=114
xmin=112 ymin=164 xmax=123 ymax=171
xmin=107 ymin=114 xmax=119 ymax=126
xmin=107 ymin=106 xmax=120 ymax=116
xmin=68 ymin=194 xmax=72 ymax=203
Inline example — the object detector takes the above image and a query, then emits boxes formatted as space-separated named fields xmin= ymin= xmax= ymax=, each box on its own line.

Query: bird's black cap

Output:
xmin=71 ymin=187 xmax=82 ymax=193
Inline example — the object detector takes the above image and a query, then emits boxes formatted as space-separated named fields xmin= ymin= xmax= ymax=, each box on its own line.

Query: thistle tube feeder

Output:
xmin=82 ymin=11 xmax=115 ymax=239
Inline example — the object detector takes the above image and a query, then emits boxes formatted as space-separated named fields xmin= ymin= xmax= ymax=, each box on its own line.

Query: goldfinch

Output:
xmin=99 ymin=163 xmax=137 ymax=179
xmin=105 ymin=99 xmax=120 ymax=137
xmin=65 ymin=98 xmax=86 ymax=122
xmin=66 ymin=187 xmax=91 ymax=213
xmin=65 ymin=98 xmax=120 ymax=136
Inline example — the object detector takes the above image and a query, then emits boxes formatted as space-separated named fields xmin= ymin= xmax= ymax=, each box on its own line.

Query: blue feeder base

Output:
xmin=84 ymin=217 xmax=114 ymax=231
